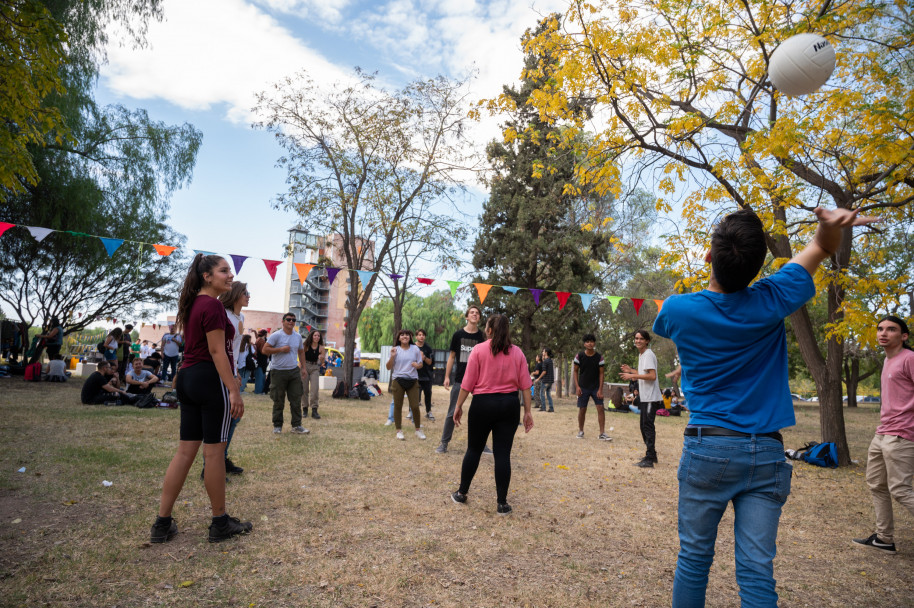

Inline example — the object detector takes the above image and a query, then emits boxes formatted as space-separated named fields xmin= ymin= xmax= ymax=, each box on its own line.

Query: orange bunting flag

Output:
xmin=555 ymin=291 xmax=571 ymax=310
xmin=473 ymin=283 xmax=493 ymax=304
xmin=153 ymin=244 xmax=177 ymax=256
xmin=294 ymin=263 xmax=315 ymax=284
xmin=653 ymin=299 xmax=664 ymax=313
xmin=632 ymin=298 xmax=644 ymax=315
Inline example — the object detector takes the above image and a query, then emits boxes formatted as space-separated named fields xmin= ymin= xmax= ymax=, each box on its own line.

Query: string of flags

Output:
xmin=0 ymin=221 xmax=665 ymax=315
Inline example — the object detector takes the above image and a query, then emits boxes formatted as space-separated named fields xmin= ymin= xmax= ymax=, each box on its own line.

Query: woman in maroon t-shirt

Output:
xmin=149 ymin=254 xmax=253 ymax=544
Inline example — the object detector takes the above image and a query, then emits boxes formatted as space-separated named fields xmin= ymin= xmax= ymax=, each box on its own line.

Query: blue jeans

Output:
xmin=673 ymin=434 xmax=792 ymax=608
xmin=238 ymin=368 xmax=251 ymax=392
xmin=538 ymin=382 xmax=553 ymax=411
xmin=253 ymin=367 xmax=265 ymax=394
xmin=162 ymin=355 xmax=179 ymax=381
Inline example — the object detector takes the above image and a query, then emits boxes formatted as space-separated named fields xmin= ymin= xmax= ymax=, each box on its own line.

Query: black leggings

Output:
xmin=459 ymin=392 xmax=520 ymax=504
xmin=418 ymin=379 xmax=433 ymax=413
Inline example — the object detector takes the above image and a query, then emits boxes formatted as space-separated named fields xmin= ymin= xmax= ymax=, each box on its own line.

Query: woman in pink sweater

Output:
xmin=451 ymin=314 xmax=534 ymax=514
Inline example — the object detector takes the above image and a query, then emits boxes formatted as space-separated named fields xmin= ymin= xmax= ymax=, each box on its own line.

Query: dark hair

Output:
xmin=635 ymin=329 xmax=651 ymax=342
xmin=96 ymin=360 xmax=110 ymax=370
xmin=110 ymin=327 xmax=123 ymax=340
xmin=219 ymin=281 xmax=248 ymax=312
xmin=306 ymin=330 xmax=324 ymax=348
xmin=240 ymin=334 xmax=252 ymax=351
xmin=177 ymin=254 xmax=226 ymax=333
xmin=416 ymin=329 xmax=427 ymax=336
xmin=393 ymin=329 xmax=414 ymax=346
xmin=582 ymin=333 xmax=596 ymax=343
xmin=487 ymin=314 xmax=512 ymax=355
xmin=878 ymin=315 xmax=913 ymax=351
xmin=710 ymin=209 xmax=767 ymax=293
xmin=543 ymin=348 xmax=553 ymax=358
xmin=257 ymin=329 xmax=267 ymax=337
xmin=465 ymin=305 xmax=482 ymax=318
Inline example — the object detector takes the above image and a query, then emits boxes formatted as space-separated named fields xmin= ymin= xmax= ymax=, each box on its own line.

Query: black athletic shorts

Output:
xmin=176 ymin=361 xmax=231 ymax=444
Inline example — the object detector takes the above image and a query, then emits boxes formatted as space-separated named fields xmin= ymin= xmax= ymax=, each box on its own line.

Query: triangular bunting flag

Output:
xmin=192 ymin=249 xmax=215 ymax=256
xmin=606 ymin=296 xmax=622 ymax=312
xmin=153 ymin=244 xmax=177 ymax=256
xmin=473 ymin=283 xmax=493 ymax=304
xmin=294 ymin=263 xmax=316 ymax=284
xmin=230 ymin=254 xmax=248 ymax=275
xmin=326 ymin=267 xmax=340 ymax=284
xmin=632 ymin=298 xmax=644 ymax=315
xmin=446 ymin=280 xmax=461 ymax=298
xmin=388 ymin=273 xmax=403 ymax=281
xmin=0 ymin=222 xmax=15 ymax=237
xmin=26 ymin=226 xmax=54 ymax=242
xmin=579 ymin=293 xmax=594 ymax=311
xmin=530 ymin=288 xmax=543 ymax=306
xmin=417 ymin=277 xmax=434 ymax=285
xmin=501 ymin=286 xmax=519 ymax=294
xmin=556 ymin=292 xmax=571 ymax=310
xmin=306 ymin=325 xmax=312 ymax=332
xmin=356 ymin=270 xmax=375 ymax=287
xmin=653 ymin=299 xmax=664 ymax=313
xmin=99 ymin=237 xmax=124 ymax=257
xmin=263 ymin=259 xmax=282 ymax=281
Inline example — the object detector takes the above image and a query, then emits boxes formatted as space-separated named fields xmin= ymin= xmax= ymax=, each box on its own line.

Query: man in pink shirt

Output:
xmin=853 ymin=315 xmax=914 ymax=554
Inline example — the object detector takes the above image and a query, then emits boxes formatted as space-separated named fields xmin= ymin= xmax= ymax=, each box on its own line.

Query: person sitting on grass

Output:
xmin=80 ymin=360 xmax=139 ymax=405
xmin=126 ymin=358 xmax=159 ymax=395
xmin=46 ymin=354 xmax=68 ymax=382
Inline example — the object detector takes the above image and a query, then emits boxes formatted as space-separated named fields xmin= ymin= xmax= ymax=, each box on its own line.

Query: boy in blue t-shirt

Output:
xmin=653 ymin=207 xmax=875 ymax=607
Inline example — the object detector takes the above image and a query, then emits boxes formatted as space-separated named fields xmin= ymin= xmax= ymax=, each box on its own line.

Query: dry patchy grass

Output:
xmin=0 ymin=379 xmax=911 ymax=607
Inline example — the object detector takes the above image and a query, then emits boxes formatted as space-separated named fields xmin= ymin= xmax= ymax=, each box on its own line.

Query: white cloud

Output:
xmin=253 ymin=0 xmax=352 ymax=24
xmin=101 ymin=0 xmax=352 ymax=122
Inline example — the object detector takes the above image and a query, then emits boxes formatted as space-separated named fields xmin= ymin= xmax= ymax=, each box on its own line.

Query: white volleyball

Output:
xmin=768 ymin=33 xmax=836 ymax=96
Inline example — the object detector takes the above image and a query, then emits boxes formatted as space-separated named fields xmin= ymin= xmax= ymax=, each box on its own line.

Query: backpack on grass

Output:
xmin=332 ymin=380 xmax=348 ymax=399
xmin=787 ymin=441 xmax=838 ymax=468
xmin=24 ymin=361 xmax=42 ymax=382
xmin=135 ymin=393 xmax=158 ymax=409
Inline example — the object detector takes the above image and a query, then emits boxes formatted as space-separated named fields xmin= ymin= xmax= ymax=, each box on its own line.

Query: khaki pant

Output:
xmin=300 ymin=362 xmax=321 ymax=412
xmin=866 ymin=433 xmax=914 ymax=543
xmin=389 ymin=378 xmax=420 ymax=430
xmin=270 ymin=367 xmax=303 ymax=428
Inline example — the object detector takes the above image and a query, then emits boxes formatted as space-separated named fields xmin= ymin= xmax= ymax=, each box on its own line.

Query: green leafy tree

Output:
xmin=359 ymin=290 xmax=463 ymax=352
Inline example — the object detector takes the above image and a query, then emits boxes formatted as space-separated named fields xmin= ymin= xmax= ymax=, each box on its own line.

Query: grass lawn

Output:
xmin=0 ymin=378 xmax=911 ymax=607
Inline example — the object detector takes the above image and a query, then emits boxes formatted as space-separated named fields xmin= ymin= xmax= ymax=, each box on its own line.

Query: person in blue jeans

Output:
xmin=538 ymin=348 xmax=554 ymax=412
xmin=653 ymin=207 xmax=876 ymax=607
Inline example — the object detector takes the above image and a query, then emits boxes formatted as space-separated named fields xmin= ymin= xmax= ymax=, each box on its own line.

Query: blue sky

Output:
xmin=96 ymin=0 xmax=567 ymax=314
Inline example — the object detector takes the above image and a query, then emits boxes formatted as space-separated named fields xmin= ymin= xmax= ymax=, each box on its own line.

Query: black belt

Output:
xmin=684 ymin=427 xmax=783 ymax=444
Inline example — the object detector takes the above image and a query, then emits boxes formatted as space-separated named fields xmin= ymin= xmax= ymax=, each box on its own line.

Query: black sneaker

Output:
xmin=311 ymin=410 xmax=321 ymax=420
xmin=451 ymin=491 xmax=467 ymax=504
xmin=225 ymin=458 xmax=244 ymax=475
xmin=852 ymin=533 xmax=896 ymax=554
xmin=497 ymin=503 xmax=513 ymax=515
xmin=150 ymin=516 xmax=177 ymax=543
xmin=635 ymin=458 xmax=654 ymax=468
xmin=208 ymin=515 xmax=253 ymax=543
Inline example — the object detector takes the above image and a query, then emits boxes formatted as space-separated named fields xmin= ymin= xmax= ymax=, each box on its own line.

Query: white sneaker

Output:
xmin=384 ymin=419 xmax=394 ymax=426
xmin=598 ymin=433 xmax=613 ymax=442
xmin=396 ymin=430 xmax=405 ymax=440
xmin=273 ymin=427 xmax=282 ymax=434
xmin=576 ymin=431 xmax=585 ymax=439
xmin=416 ymin=429 xmax=427 ymax=440
xmin=291 ymin=426 xmax=310 ymax=434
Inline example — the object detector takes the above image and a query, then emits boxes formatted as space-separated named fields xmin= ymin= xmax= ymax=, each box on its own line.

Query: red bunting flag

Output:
xmin=306 ymin=325 xmax=312 ymax=332
xmin=153 ymin=244 xmax=177 ymax=256
xmin=417 ymin=277 xmax=434 ymax=285
xmin=473 ymin=283 xmax=493 ymax=304
xmin=294 ymin=263 xmax=315 ymax=284
xmin=263 ymin=259 xmax=282 ymax=281
xmin=0 ymin=222 xmax=15 ymax=237
xmin=632 ymin=298 xmax=644 ymax=315
xmin=653 ymin=299 xmax=664 ymax=313
xmin=555 ymin=291 xmax=571 ymax=310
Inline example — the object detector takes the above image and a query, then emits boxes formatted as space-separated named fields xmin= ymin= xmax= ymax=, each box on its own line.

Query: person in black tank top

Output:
xmin=301 ymin=330 xmax=326 ymax=419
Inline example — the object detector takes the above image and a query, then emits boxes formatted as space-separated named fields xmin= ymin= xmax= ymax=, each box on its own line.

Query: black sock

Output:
xmin=155 ymin=515 xmax=173 ymax=524
xmin=212 ymin=513 xmax=229 ymax=524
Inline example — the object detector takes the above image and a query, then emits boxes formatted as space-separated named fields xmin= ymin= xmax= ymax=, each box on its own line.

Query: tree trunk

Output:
xmin=844 ymin=356 xmax=859 ymax=408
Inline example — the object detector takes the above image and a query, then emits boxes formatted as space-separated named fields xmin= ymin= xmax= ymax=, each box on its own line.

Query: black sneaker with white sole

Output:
xmin=451 ymin=491 xmax=467 ymax=504
xmin=150 ymin=516 xmax=177 ymax=543
xmin=208 ymin=515 xmax=253 ymax=543
xmin=497 ymin=503 xmax=513 ymax=515
xmin=852 ymin=533 xmax=896 ymax=554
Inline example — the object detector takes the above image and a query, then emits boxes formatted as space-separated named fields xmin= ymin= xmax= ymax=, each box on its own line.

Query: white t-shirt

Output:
xmin=638 ymin=348 xmax=662 ymax=402
xmin=126 ymin=368 xmax=154 ymax=384
xmin=162 ymin=332 xmax=182 ymax=357
xmin=267 ymin=330 xmax=304 ymax=370
xmin=226 ymin=310 xmax=244 ymax=375
xmin=140 ymin=344 xmax=153 ymax=358
xmin=48 ymin=359 xmax=67 ymax=378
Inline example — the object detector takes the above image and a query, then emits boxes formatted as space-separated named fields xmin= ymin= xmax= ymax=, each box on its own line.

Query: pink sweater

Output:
xmin=461 ymin=341 xmax=532 ymax=395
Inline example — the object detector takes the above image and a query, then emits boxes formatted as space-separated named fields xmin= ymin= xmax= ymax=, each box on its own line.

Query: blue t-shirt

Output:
xmin=653 ymin=263 xmax=815 ymax=433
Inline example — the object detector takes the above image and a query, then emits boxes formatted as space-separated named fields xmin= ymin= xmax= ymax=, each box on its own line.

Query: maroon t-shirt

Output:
xmin=181 ymin=295 xmax=234 ymax=369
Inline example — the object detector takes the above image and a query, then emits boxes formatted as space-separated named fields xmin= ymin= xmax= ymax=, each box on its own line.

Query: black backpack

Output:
xmin=135 ymin=393 xmax=158 ymax=409
xmin=356 ymin=381 xmax=370 ymax=401
xmin=331 ymin=380 xmax=348 ymax=399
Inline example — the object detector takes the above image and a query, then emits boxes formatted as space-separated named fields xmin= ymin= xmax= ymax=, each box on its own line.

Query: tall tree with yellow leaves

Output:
xmin=498 ymin=1 xmax=914 ymax=464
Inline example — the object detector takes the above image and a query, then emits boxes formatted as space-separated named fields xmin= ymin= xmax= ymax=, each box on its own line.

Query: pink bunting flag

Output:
xmin=153 ymin=244 xmax=177 ymax=256
xmin=632 ymin=298 xmax=644 ymax=315
xmin=654 ymin=299 xmax=664 ymax=313
xmin=556 ymin=291 xmax=571 ymax=310
xmin=473 ymin=283 xmax=493 ymax=304
xmin=263 ymin=259 xmax=282 ymax=281
xmin=417 ymin=277 xmax=434 ymax=285
xmin=0 ymin=222 xmax=15 ymax=237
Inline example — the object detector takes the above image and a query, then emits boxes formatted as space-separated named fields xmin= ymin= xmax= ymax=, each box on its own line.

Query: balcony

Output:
xmin=306 ymin=278 xmax=330 ymax=292
xmin=301 ymin=301 xmax=329 ymax=318
xmin=301 ymin=292 xmax=330 ymax=305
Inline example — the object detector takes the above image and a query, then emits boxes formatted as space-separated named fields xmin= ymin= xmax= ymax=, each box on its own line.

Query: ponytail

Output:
xmin=176 ymin=254 xmax=224 ymax=333
xmin=487 ymin=314 xmax=512 ymax=356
